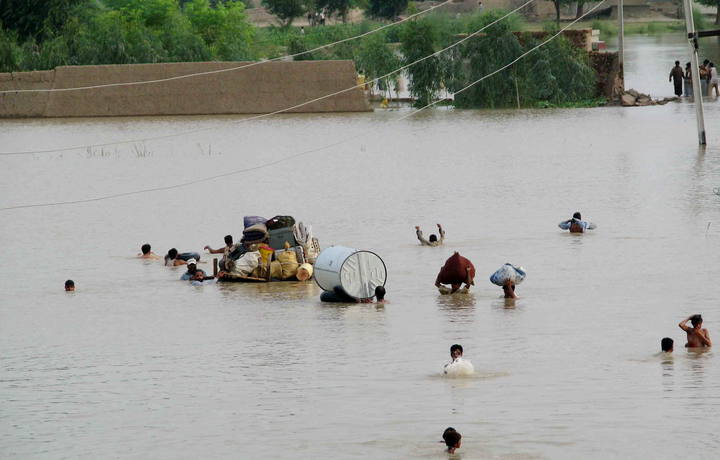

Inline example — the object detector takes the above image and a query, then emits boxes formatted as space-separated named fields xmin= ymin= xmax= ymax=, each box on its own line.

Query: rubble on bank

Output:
xmin=620 ymin=89 xmax=679 ymax=107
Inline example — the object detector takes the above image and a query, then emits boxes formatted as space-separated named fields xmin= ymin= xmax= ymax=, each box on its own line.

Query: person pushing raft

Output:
xmin=558 ymin=212 xmax=596 ymax=233
xmin=435 ymin=252 xmax=474 ymax=294
xmin=416 ymin=224 xmax=445 ymax=246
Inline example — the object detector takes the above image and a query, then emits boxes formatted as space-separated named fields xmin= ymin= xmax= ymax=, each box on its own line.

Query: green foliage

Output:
xmin=400 ymin=18 xmax=442 ymax=107
xmin=366 ymin=0 xmax=408 ymax=20
xmin=104 ymin=0 xmax=179 ymax=27
xmin=314 ymin=0 xmax=354 ymax=22
xmin=692 ymin=5 xmax=709 ymax=30
xmin=0 ymin=0 xmax=89 ymax=40
xmin=355 ymin=32 xmax=400 ymax=92
xmin=185 ymin=0 xmax=255 ymax=59
xmin=0 ymin=27 xmax=22 ymax=72
xmin=694 ymin=0 xmax=719 ymax=25
xmin=261 ymin=0 xmax=306 ymax=27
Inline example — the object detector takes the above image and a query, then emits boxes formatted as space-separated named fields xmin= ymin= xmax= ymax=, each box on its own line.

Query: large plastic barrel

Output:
xmin=314 ymin=246 xmax=387 ymax=299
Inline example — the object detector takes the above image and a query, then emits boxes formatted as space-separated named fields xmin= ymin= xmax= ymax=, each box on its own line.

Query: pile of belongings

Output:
xmin=489 ymin=263 xmax=526 ymax=286
xmin=221 ymin=215 xmax=319 ymax=281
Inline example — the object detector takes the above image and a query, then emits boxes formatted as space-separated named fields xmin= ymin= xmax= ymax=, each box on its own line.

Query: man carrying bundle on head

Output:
xmin=416 ymin=224 xmax=445 ymax=247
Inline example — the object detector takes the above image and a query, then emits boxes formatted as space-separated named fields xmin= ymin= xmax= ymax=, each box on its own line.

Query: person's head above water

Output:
xmin=429 ymin=234 xmax=438 ymax=242
xmin=375 ymin=285 xmax=386 ymax=301
xmin=64 ymin=279 xmax=75 ymax=291
xmin=224 ymin=235 xmax=233 ymax=246
xmin=573 ymin=211 xmax=582 ymax=220
xmin=661 ymin=337 xmax=674 ymax=352
xmin=690 ymin=314 xmax=703 ymax=328
xmin=450 ymin=344 xmax=463 ymax=360
xmin=442 ymin=427 xmax=462 ymax=452
xmin=186 ymin=259 xmax=198 ymax=273
xmin=141 ymin=243 xmax=151 ymax=255
xmin=167 ymin=248 xmax=178 ymax=260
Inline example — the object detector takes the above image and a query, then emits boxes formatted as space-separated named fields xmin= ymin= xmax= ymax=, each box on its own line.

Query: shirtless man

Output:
xmin=416 ymin=224 xmax=445 ymax=246
xmin=138 ymin=243 xmax=161 ymax=259
xmin=678 ymin=314 xmax=712 ymax=348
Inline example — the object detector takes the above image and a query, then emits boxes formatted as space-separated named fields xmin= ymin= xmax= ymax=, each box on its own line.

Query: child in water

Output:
xmin=443 ymin=344 xmax=474 ymax=375
xmin=442 ymin=427 xmax=462 ymax=454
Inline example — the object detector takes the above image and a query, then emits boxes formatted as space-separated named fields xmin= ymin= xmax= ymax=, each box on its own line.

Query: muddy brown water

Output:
xmin=1 ymin=34 xmax=720 ymax=459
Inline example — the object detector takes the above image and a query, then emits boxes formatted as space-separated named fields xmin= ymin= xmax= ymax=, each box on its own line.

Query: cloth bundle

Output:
xmin=489 ymin=263 xmax=526 ymax=286
xmin=436 ymin=252 xmax=475 ymax=286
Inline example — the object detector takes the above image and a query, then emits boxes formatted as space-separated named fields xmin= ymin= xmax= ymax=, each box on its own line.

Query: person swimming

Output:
xmin=678 ymin=314 xmax=712 ymax=348
xmin=558 ymin=212 xmax=596 ymax=233
xmin=442 ymin=427 xmax=462 ymax=454
xmin=661 ymin=337 xmax=673 ymax=353
xmin=416 ymin=224 xmax=445 ymax=246
xmin=138 ymin=243 xmax=160 ymax=259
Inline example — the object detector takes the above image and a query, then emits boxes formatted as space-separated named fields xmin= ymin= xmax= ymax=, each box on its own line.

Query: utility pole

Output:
xmin=618 ymin=0 xmax=624 ymax=68
xmin=683 ymin=0 xmax=707 ymax=145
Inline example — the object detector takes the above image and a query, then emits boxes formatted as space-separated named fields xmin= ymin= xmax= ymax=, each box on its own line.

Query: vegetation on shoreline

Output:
xmin=0 ymin=2 xmax=615 ymax=109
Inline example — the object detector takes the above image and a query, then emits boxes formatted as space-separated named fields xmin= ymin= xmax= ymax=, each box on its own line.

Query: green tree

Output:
xmin=366 ymin=0 xmax=408 ymax=20
xmin=400 ymin=19 xmax=441 ymax=107
xmin=694 ymin=0 xmax=719 ymax=25
xmin=550 ymin=0 xmax=573 ymax=26
xmin=261 ymin=0 xmax=306 ymax=27
xmin=0 ymin=0 xmax=89 ymax=40
xmin=184 ymin=0 xmax=255 ymax=59
xmin=103 ymin=0 xmax=179 ymax=27
xmin=355 ymin=32 xmax=400 ymax=96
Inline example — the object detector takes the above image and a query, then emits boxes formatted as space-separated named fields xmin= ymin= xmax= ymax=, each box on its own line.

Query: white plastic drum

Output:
xmin=314 ymin=246 xmax=387 ymax=299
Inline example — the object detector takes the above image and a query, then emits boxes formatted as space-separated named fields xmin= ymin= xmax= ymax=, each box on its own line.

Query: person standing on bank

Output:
xmin=669 ymin=61 xmax=684 ymax=97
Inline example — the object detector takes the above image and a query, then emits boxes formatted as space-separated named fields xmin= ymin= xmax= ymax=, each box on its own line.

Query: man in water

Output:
xmin=678 ymin=314 xmax=712 ymax=348
xmin=669 ymin=60 xmax=684 ymax=97
xmin=64 ymin=279 xmax=75 ymax=292
xmin=375 ymin=286 xmax=387 ymax=303
xmin=204 ymin=235 xmax=234 ymax=255
xmin=661 ymin=337 xmax=673 ymax=353
xmin=442 ymin=427 xmax=462 ymax=454
xmin=138 ymin=243 xmax=160 ymax=259
xmin=444 ymin=344 xmax=463 ymax=373
xmin=180 ymin=259 xmax=207 ymax=281
xmin=502 ymin=281 xmax=518 ymax=299
xmin=416 ymin=224 xmax=445 ymax=246
xmin=558 ymin=212 xmax=596 ymax=233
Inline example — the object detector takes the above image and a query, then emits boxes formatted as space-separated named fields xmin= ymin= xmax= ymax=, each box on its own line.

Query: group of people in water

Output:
xmin=669 ymin=59 xmax=720 ymax=97
xmin=63 ymin=210 xmax=711 ymax=454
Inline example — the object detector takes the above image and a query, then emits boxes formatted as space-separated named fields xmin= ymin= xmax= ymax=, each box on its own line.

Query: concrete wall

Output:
xmin=589 ymin=51 xmax=624 ymax=101
xmin=0 ymin=60 xmax=371 ymax=118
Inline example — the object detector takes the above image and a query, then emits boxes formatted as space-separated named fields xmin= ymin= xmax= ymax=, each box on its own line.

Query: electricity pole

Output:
xmin=683 ymin=0 xmax=707 ymax=145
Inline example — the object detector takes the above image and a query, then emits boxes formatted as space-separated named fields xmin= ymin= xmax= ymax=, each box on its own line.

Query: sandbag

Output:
xmin=436 ymin=252 xmax=475 ymax=286
xmin=266 ymin=215 xmax=295 ymax=230
xmin=276 ymin=246 xmax=299 ymax=280
xmin=489 ymin=263 xmax=526 ymax=286
xmin=243 ymin=215 xmax=267 ymax=228
xmin=443 ymin=358 xmax=475 ymax=377
xmin=296 ymin=263 xmax=313 ymax=281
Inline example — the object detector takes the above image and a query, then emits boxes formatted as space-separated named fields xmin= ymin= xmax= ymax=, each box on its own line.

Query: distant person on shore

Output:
xmin=683 ymin=62 xmax=693 ymax=97
xmin=180 ymin=259 xmax=207 ymax=281
xmin=416 ymin=224 xmax=445 ymax=246
xmin=661 ymin=337 xmax=674 ymax=353
xmin=442 ymin=427 xmax=462 ymax=454
xmin=165 ymin=248 xmax=200 ymax=267
xmin=669 ymin=61 xmax=684 ymax=97
xmin=558 ymin=212 xmax=596 ymax=233
xmin=64 ymin=279 xmax=75 ymax=292
xmin=708 ymin=62 xmax=719 ymax=97
xmin=679 ymin=314 xmax=712 ymax=348
xmin=138 ymin=243 xmax=160 ymax=259
xmin=700 ymin=60 xmax=710 ymax=95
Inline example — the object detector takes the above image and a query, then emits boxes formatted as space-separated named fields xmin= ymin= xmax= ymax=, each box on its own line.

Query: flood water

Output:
xmin=2 ymin=34 xmax=720 ymax=459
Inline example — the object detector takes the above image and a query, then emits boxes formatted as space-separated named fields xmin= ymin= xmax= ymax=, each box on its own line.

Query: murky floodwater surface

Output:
xmin=2 ymin=35 xmax=720 ymax=459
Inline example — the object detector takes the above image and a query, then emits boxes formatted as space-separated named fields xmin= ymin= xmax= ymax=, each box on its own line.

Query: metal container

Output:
xmin=313 ymin=246 xmax=386 ymax=299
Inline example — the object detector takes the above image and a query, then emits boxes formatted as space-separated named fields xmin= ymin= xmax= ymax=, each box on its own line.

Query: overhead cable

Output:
xmin=0 ymin=0 xmax=537 ymax=157
xmin=0 ymin=1 xmax=453 ymax=95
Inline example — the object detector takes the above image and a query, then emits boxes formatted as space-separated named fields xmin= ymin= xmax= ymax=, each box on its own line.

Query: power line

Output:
xmin=0 ymin=1 xmax=453 ymax=95
xmin=0 ymin=1 xmax=605 ymax=212
xmin=0 ymin=0 xmax=536 ymax=157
